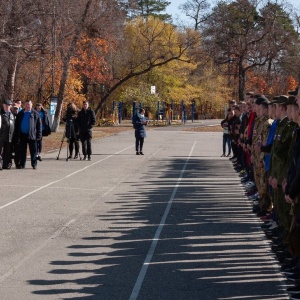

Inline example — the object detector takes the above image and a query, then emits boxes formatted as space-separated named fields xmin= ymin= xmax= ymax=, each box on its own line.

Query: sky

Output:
xmin=165 ymin=0 xmax=300 ymax=23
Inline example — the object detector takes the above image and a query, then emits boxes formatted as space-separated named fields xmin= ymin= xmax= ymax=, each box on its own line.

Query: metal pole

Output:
xmin=171 ymin=99 xmax=174 ymax=120
xmin=132 ymin=101 xmax=136 ymax=123
xmin=181 ymin=100 xmax=184 ymax=124
xmin=118 ymin=102 xmax=122 ymax=124
xmin=192 ymin=101 xmax=195 ymax=123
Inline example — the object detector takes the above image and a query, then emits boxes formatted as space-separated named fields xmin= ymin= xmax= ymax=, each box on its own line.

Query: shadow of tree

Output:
xmin=27 ymin=157 xmax=288 ymax=300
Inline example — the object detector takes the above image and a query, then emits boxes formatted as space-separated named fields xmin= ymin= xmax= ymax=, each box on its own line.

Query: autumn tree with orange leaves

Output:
xmin=93 ymin=16 xmax=201 ymax=115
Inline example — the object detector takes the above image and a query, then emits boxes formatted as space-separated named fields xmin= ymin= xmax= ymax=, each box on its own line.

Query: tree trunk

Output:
xmin=51 ymin=0 xmax=92 ymax=132
xmin=4 ymin=50 xmax=18 ymax=100
xmin=238 ymin=61 xmax=246 ymax=101
xmin=51 ymin=58 xmax=70 ymax=132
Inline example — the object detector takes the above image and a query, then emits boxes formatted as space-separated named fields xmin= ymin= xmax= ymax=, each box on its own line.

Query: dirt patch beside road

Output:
xmin=184 ymin=125 xmax=223 ymax=132
xmin=42 ymin=126 xmax=132 ymax=154
xmin=42 ymin=124 xmax=222 ymax=154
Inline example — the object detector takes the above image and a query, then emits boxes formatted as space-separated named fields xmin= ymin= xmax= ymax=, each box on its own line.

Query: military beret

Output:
xmin=288 ymin=87 xmax=299 ymax=96
xmin=268 ymin=96 xmax=279 ymax=105
xmin=3 ymin=99 xmax=13 ymax=105
xmin=288 ymin=95 xmax=298 ymax=106
xmin=275 ymin=95 xmax=289 ymax=105
xmin=255 ymin=96 xmax=269 ymax=105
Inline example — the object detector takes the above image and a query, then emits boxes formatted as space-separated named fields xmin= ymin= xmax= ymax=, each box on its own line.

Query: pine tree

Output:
xmin=131 ymin=0 xmax=171 ymax=21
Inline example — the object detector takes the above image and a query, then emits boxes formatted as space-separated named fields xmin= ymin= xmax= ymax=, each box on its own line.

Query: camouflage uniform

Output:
xmin=278 ymin=121 xmax=298 ymax=229
xmin=251 ymin=115 xmax=263 ymax=191
xmin=256 ymin=115 xmax=273 ymax=210
xmin=270 ymin=116 xmax=293 ymax=229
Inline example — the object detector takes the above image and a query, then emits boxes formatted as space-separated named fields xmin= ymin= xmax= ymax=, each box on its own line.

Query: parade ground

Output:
xmin=0 ymin=120 xmax=290 ymax=300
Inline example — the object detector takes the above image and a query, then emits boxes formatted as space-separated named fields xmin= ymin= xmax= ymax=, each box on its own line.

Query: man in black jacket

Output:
xmin=14 ymin=100 xmax=42 ymax=169
xmin=77 ymin=101 xmax=96 ymax=161
xmin=0 ymin=100 xmax=15 ymax=170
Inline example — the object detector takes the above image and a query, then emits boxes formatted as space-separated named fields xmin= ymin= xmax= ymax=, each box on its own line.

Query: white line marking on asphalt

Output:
xmin=0 ymin=145 xmax=134 ymax=211
xmin=129 ymin=141 xmax=196 ymax=300
xmin=0 ymin=156 xmax=134 ymax=282
xmin=0 ymin=219 xmax=76 ymax=283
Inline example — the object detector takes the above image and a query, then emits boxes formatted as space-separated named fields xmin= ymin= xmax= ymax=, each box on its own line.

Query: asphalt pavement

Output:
xmin=0 ymin=120 xmax=290 ymax=300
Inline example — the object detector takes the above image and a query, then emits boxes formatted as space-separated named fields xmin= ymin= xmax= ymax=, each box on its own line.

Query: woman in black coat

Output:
xmin=77 ymin=101 xmax=96 ymax=161
xmin=63 ymin=102 xmax=80 ymax=159
xmin=133 ymin=108 xmax=148 ymax=155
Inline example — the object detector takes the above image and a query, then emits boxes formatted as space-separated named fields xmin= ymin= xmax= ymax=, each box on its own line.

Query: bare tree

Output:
xmin=179 ymin=0 xmax=210 ymax=30
xmin=49 ymin=0 xmax=126 ymax=131
xmin=0 ymin=0 xmax=46 ymax=100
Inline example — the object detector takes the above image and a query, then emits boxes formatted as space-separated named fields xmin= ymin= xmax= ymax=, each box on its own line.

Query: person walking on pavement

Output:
xmin=133 ymin=108 xmax=148 ymax=155
xmin=14 ymin=100 xmax=42 ymax=169
xmin=0 ymin=100 xmax=15 ymax=170
xmin=34 ymin=103 xmax=51 ymax=161
xmin=77 ymin=101 xmax=96 ymax=161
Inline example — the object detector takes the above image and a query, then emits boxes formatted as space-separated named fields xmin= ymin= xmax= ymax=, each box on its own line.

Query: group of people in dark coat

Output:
xmin=62 ymin=101 xmax=96 ymax=161
xmin=0 ymin=99 xmax=51 ymax=170
xmin=0 ymin=99 xmax=96 ymax=170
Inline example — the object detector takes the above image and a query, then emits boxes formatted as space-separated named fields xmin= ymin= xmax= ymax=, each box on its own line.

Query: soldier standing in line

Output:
xmin=229 ymin=105 xmax=242 ymax=160
xmin=278 ymin=95 xmax=299 ymax=232
xmin=284 ymin=89 xmax=300 ymax=219
xmin=244 ymin=94 xmax=258 ymax=182
xmin=269 ymin=95 xmax=293 ymax=236
xmin=250 ymin=96 xmax=264 ymax=187
xmin=260 ymin=97 xmax=280 ymax=218
xmin=253 ymin=97 xmax=273 ymax=214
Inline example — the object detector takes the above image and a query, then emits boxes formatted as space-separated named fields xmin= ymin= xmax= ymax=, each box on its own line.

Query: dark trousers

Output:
xmin=0 ymin=141 xmax=12 ymax=169
xmin=37 ymin=138 xmax=43 ymax=154
xmin=19 ymin=134 xmax=37 ymax=168
xmin=222 ymin=134 xmax=231 ymax=155
xmin=231 ymin=140 xmax=238 ymax=157
xmin=69 ymin=138 xmax=79 ymax=157
xmin=80 ymin=132 xmax=92 ymax=156
xmin=136 ymin=137 xmax=144 ymax=152
xmin=13 ymin=140 xmax=21 ymax=167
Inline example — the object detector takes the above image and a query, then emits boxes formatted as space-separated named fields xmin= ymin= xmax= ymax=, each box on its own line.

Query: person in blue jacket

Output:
xmin=34 ymin=103 xmax=51 ymax=161
xmin=133 ymin=108 xmax=148 ymax=155
xmin=14 ymin=100 xmax=42 ymax=169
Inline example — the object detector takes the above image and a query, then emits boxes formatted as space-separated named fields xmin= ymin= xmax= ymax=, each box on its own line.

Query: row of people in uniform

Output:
xmin=0 ymin=99 xmax=96 ymax=170
xmin=223 ymin=89 xmax=300 ymax=299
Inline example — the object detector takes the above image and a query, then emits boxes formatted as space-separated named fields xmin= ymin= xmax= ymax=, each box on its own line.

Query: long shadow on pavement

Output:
xmin=27 ymin=157 xmax=289 ymax=300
